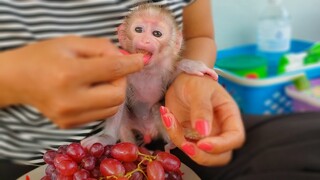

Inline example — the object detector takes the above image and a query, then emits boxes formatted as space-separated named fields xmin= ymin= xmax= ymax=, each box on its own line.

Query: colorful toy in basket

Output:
xmin=278 ymin=42 xmax=320 ymax=74
xmin=286 ymin=77 xmax=320 ymax=112
xmin=216 ymin=40 xmax=320 ymax=115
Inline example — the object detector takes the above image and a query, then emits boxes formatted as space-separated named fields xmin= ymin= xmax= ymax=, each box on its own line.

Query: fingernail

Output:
xmin=181 ymin=143 xmax=196 ymax=157
xmin=162 ymin=115 xmax=172 ymax=128
xmin=119 ymin=49 xmax=130 ymax=55
xmin=198 ymin=142 xmax=213 ymax=152
xmin=160 ymin=106 xmax=168 ymax=116
xmin=195 ymin=119 xmax=210 ymax=136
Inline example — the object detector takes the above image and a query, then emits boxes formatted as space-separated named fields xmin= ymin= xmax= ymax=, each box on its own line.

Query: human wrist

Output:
xmin=182 ymin=37 xmax=217 ymax=68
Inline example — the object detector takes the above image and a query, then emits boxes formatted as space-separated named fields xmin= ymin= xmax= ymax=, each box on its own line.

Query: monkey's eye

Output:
xmin=152 ymin=30 xmax=162 ymax=37
xmin=135 ymin=27 xmax=143 ymax=33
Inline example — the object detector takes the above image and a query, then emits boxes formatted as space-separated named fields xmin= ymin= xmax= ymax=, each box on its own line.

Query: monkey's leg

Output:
xmin=177 ymin=59 xmax=219 ymax=80
xmin=81 ymin=104 xmax=125 ymax=149
xmin=119 ymin=113 xmax=137 ymax=144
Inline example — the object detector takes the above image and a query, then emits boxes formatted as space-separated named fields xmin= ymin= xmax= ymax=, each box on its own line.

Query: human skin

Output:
xmin=0 ymin=36 xmax=144 ymax=128
xmin=162 ymin=0 xmax=246 ymax=166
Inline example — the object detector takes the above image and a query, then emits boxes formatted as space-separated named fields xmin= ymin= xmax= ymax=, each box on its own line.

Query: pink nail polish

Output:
xmin=159 ymin=106 xmax=167 ymax=115
xmin=119 ymin=49 xmax=130 ymax=55
xmin=198 ymin=142 xmax=213 ymax=152
xmin=195 ymin=120 xmax=210 ymax=136
xmin=182 ymin=143 xmax=196 ymax=157
xmin=162 ymin=115 xmax=172 ymax=128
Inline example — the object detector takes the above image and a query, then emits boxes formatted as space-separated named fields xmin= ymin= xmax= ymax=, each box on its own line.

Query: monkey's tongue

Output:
xmin=143 ymin=54 xmax=152 ymax=65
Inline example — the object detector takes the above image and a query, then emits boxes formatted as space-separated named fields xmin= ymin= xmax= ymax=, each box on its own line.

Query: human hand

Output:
xmin=161 ymin=73 xmax=245 ymax=166
xmin=0 ymin=35 xmax=144 ymax=128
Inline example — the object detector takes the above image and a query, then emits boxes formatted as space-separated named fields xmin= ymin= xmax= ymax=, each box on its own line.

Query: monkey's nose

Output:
xmin=142 ymin=40 xmax=150 ymax=45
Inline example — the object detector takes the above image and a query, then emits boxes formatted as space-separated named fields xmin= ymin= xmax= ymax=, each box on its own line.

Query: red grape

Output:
xmin=165 ymin=171 xmax=183 ymax=180
xmin=45 ymin=164 xmax=56 ymax=176
xmin=57 ymin=145 xmax=68 ymax=154
xmin=43 ymin=141 xmax=184 ymax=180
xmin=147 ymin=160 xmax=165 ymax=180
xmin=81 ymin=155 xmax=96 ymax=171
xmin=40 ymin=176 xmax=51 ymax=180
xmin=43 ymin=150 xmax=57 ymax=165
xmin=138 ymin=147 xmax=151 ymax=155
xmin=100 ymin=158 xmax=125 ymax=177
xmin=111 ymin=142 xmax=139 ymax=162
xmin=117 ymin=177 xmax=129 ymax=180
xmin=104 ymin=145 xmax=113 ymax=157
xmin=123 ymin=162 xmax=137 ymax=172
xmin=54 ymin=154 xmax=78 ymax=176
xmin=66 ymin=143 xmax=86 ymax=163
xmin=56 ymin=174 xmax=73 ymax=180
xmin=89 ymin=143 xmax=104 ymax=158
xmin=50 ymin=170 xmax=58 ymax=180
xmin=90 ymin=167 xmax=101 ymax=178
xmin=128 ymin=171 xmax=144 ymax=180
xmin=73 ymin=169 xmax=90 ymax=180
xmin=156 ymin=152 xmax=181 ymax=172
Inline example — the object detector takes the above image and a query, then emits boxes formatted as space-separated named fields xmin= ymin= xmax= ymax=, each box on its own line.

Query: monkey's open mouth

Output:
xmin=136 ymin=49 xmax=152 ymax=56
xmin=136 ymin=49 xmax=153 ymax=65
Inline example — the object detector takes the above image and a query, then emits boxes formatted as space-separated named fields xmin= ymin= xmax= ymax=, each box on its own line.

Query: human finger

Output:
xmin=180 ymin=141 xmax=233 ymax=166
xmin=160 ymin=106 xmax=233 ymax=166
xmin=196 ymin=101 xmax=245 ymax=154
xmin=77 ymin=78 xmax=127 ymax=111
xmin=160 ymin=106 xmax=186 ymax=146
xmin=79 ymin=54 xmax=144 ymax=83
xmin=189 ymin=87 xmax=214 ymax=137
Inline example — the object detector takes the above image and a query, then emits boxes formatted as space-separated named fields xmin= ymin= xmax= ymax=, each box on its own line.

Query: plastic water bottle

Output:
xmin=257 ymin=0 xmax=291 ymax=76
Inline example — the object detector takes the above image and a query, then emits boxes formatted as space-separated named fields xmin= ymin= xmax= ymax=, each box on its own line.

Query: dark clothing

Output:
xmin=180 ymin=112 xmax=320 ymax=180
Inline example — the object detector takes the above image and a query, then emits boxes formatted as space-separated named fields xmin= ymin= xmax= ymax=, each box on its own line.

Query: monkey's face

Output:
xmin=127 ymin=18 xmax=172 ymax=64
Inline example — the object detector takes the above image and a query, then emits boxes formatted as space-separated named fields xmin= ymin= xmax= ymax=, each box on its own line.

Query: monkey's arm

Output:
xmin=182 ymin=0 xmax=216 ymax=68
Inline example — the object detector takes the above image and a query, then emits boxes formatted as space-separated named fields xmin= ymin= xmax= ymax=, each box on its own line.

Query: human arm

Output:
xmin=182 ymin=0 xmax=216 ymax=67
xmin=0 ymin=35 xmax=144 ymax=128
xmin=163 ymin=0 xmax=245 ymax=166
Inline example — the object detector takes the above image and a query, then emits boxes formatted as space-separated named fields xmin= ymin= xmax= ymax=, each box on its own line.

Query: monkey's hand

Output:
xmin=177 ymin=59 xmax=218 ymax=80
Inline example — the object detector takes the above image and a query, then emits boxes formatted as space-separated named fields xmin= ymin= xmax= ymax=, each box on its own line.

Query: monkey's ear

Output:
xmin=117 ymin=23 xmax=128 ymax=49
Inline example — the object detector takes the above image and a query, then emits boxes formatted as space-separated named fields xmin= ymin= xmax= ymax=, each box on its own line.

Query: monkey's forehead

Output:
xmin=127 ymin=10 xmax=177 ymax=28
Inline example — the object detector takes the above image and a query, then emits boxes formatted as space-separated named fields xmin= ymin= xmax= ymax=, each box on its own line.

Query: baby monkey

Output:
xmin=82 ymin=4 xmax=218 ymax=151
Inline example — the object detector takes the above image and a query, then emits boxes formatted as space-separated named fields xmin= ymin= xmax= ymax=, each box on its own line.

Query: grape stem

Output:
xmin=101 ymin=151 xmax=157 ymax=179
xmin=137 ymin=152 xmax=156 ymax=160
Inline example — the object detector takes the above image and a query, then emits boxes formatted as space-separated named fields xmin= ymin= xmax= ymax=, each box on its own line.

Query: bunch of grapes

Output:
xmin=41 ymin=142 xmax=183 ymax=180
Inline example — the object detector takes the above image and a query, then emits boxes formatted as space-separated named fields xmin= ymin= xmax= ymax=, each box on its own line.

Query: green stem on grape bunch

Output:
xmin=137 ymin=152 xmax=156 ymax=161
xmin=125 ymin=152 xmax=158 ymax=179
xmin=100 ymin=175 xmax=118 ymax=180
